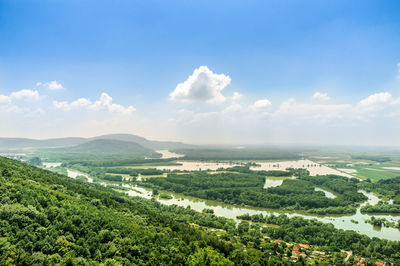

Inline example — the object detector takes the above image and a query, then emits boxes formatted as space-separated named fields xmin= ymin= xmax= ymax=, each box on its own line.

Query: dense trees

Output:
xmin=27 ymin=157 xmax=42 ymax=166
xmin=145 ymin=170 xmax=366 ymax=213
xmin=361 ymin=202 xmax=400 ymax=214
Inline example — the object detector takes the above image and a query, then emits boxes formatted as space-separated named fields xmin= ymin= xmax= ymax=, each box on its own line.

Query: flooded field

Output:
xmin=155 ymin=158 xmax=354 ymax=178
xmin=250 ymin=159 xmax=354 ymax=177
xmin=156 ymin=161 xmax=241 ymax=171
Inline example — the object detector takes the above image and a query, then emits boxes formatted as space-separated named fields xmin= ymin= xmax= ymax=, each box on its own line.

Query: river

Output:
xmin=124 ymin=185 xmax=400 ymax=241
xmin=67 ymin=169 xmax=93 ymax=183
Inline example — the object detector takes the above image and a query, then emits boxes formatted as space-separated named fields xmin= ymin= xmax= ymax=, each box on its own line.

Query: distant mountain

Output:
xmin=0 ymin=134 xmax=193 ymax=152
xmin=90 ymin=134 xmax=191 ymax=150
xmin=0 ymin=137 xmax=86 ymax=151
xmin=56 ymin=139 xmax=158 ymax=157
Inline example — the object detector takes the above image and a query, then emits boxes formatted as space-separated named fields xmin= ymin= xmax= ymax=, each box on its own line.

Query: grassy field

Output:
xmin=321 ymin=161 xmax=400 ymax=181
xmin=306 ymin=149 xmax=400 ymax=181
xmin=351 ymin=163 xmax=400 ymax=181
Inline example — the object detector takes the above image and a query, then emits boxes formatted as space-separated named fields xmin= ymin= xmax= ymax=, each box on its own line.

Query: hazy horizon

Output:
xmin=1 ymin=1 xmax=399 ymax=146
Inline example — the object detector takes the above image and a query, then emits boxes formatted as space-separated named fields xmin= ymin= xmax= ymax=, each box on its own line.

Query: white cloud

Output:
xmin=231 ymin=92 xmax=244 ymax=101
xmin=397 ymin=62 xmax=400 ymax=73
xmin=312 ymin=92 xmax=330 ymax=101
xmin=53 ymin=98 xmax=91 ymax=111
xmin=170 ymin=66 xmax=231 ymax=104
xmin=275 ymin=98 xmax=352 ymax=121
xmin=250 ymin=99 xmax=272 ymax=110
xmin=357 ymin=92 xmax=393 ymax=111
xmin=0 ymin=94 xmax=11 ymax=104
xmin=37 ymin=80 xmax=64 ymax=90
xmin=223 ymin=103 xmax=242 ymax=113
xmin=10 ymin=89 xmax=40 ymax=101
xmin=53 ymin=92 xmax=135 ymax=115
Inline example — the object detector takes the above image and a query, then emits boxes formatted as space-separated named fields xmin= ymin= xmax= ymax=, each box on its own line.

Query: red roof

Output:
xmin=375 ymin=262 xmax=383 ymax=266
xmin=354 ymin=257 xmax=360 ymax=261
xmin=293 ymin=250 xmax=300 ymax=255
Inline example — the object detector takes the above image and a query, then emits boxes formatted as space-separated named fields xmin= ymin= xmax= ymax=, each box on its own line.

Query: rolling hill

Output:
xmin=0 ymin=134 xmax=192 ymax=152
xmin=45 ymin=139 xmax=161 ymax=159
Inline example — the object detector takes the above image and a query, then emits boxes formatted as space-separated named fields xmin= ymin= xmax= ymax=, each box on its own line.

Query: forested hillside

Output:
xmin=0 ymin=157 xmax=236 ymax=265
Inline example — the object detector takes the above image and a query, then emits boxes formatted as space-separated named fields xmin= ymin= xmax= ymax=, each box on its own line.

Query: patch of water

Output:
xmin=315 ymin=187 xmax=336 ymax=199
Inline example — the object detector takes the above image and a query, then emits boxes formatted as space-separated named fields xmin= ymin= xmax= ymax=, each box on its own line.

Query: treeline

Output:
xmin=352 ymin=155 xmax=391 ymax=162
xmin=60 ymin=163 xmax=163 ymax=183
xmin=105 ymin=167 xmax=163 ymax=176
xmin=62 ymin=158 xmax=177 ymax=167
xmin=174 ymin=148 xmax=301 ymax=160
xmin=361 ymin=202 xmax=400 ymax=214
xmin=222 ymin=165 xmax=292 ymax=177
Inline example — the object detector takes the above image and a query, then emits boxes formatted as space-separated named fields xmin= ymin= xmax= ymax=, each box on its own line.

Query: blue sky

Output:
xmin=0 ymin=0 xmax=400 ymax=145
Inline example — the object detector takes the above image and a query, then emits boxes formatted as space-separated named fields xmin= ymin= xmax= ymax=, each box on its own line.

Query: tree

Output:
xmin=28 ymin=157 xmax=42 ymax=166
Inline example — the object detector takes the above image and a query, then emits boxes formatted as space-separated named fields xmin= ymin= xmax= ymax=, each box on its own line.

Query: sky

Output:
xmin=0 ymin=0 xmax=400 ymax=146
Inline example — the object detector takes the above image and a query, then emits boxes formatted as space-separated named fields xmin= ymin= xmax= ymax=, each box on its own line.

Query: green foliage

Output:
xmin=27 ymin=156 xmax=42 ymax=166
xmin=0 ymin=157 xmax=238 ymax=264
xmin=365 ymin=216 xmax=397 ymax=228
xmin=146 ymin=170 xmax=365 ymax=213
xmin=358 ymin=176 xmax=400 ymax=207
xmin=361 ymin=202 xmax=400 ymax=214
xmin=239 ymin=213 xmax=400 ymax=260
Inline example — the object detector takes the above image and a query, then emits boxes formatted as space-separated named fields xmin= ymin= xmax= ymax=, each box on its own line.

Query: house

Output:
xmin=376 ymin=262 xmax=383 ymax=266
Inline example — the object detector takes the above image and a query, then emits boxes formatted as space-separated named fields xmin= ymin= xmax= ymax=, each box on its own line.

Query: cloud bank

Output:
xmin=53 ymin=93 xmax=135 ymax=115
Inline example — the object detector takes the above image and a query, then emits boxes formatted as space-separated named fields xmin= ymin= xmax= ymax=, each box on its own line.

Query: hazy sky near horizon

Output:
xmin=1 ymin=0 xmax=400 ymax=145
